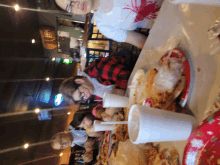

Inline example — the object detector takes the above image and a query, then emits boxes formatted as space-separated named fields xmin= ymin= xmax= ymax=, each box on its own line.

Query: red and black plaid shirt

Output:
xmin=84 ymin=56 xmax=130 ymax=99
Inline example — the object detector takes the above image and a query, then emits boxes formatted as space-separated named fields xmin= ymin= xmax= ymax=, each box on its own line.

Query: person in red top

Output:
xmin=59 ymin=54 xmax=131 ymax=105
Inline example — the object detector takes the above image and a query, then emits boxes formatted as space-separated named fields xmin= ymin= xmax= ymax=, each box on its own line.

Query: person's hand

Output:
xmin=82 ymin=151 xmax=93 ymax=162
xmin=125 ymin=31 xmax=147 ymax=49
xmin=101 ymin=112 xmax=113 ymax=122
xmin=105 ymin=107 xmax=119 ymax=116
xmin=96 ymin=106 xmax=105 ymax=118
xmin=86 ymin=126 xmax=103 ymax=137
xmin=84 ymin=139 xmax=95 ymax=152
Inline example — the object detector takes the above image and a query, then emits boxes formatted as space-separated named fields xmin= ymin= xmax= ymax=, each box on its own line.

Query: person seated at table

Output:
xmin=51 ymin=129 xmax=89 ymax=150
xmin=82 ymin=149 xmax=99 ymax=164
xmin=92 ymin=104 xmax=115 ymax=122
xmin=59 ymin=52 xmax=131 ymax=105
xmin=54 ymin=0 xmax=163 ymax=49
xmin=51 ymin=131 xmax=100 ymax=163
xmin=82 ymin=138 xmax=99 ymax=164
xmin=70 ymin=111 xmax=104 ymax=137
xmin=83 ymin=139 xmax=100 ymax=164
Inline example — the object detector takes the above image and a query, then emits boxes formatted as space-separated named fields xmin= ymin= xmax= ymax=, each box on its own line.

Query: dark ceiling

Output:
xmin=0 ymin=1 xmax=76 ymax=165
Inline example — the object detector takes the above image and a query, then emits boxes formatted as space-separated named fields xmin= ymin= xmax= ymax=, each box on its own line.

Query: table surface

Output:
xmin=123 ymin=0 xmax=220 ymax=164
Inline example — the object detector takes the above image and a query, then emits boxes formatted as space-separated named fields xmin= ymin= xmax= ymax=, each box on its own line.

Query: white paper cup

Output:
xmin=128 ymin=105 xmax=196 ymax=144
xmin=93 ymin=120 xmax=115 ymax=132
xmin=103 ymin=92 xmax=129 ymax=108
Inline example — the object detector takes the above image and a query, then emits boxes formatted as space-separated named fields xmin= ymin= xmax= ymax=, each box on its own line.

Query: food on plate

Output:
xmin=131 ymin=57 xmax=185 ymax=112
xmin=108 ymin=109 xmax=129 ymax=159
xmin=111 ymin=134 xmax=116 ymax=140
xmin=112 ymin=132 xmax=126 ymax=141
xmin=147 ymin=147 xmax=159 ymax=165
xmin=114 ymin=109 xmax=129 ymax=142
xmin=137 ymin=74 xmax=144 ymax=85
xmin=154 ymin=58 xmax=183 ymax=92
xmin=169 ymin=148 xmax=179 ymax=165
xmin=140 ymin=69 xmax=183 ymax=112
xmin=109 ymin=141 xmax=119 ymax=157
xmin=137 ymin=69 xmax=158 ymax=104
xmin=145 ymin=145 xmax=179 ymax=165
xmin=96 ymin=132 xmax=111 ymax=165
xmin=130 ymin=69 xmax=145 ymax=104
xmin=146 ymin=69 xmax=158 ymax=95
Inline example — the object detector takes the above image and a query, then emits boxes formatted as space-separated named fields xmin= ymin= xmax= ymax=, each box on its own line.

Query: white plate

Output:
xmin=128 ymin=69 xmax=146 ymax=108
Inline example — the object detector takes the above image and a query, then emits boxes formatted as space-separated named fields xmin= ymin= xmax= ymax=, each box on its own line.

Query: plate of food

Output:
xmin=103 ymin=131 xmax=112 ymax=157
xmin=159 ymin=48 xmax=190 ymax=107
xmin=130 ymin=48 xmax=190 ymax=112
xmin=97 ymin=131 xmax=112 ymax=165
xmin=110 ymin=109 xmax=129 ymax=158
xmin=129 ymin=69 xmax=146 ymax=106
xmin=183 ymin=110 xmax=220 ymax=165
xmin=145 ymin=144 xmax=180 ymax=165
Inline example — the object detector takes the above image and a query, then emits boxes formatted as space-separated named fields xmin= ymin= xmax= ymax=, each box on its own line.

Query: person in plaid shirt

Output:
xmin=59 ymin=55 xmax=131 ymax=105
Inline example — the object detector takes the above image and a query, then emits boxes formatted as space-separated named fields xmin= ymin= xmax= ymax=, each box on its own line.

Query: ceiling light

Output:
xmin=14 ymin=4 xmax=19 ymax=11
xmin=35 ymin=108 xmax=40 ymax=114
xmin=31 ymin=39 xmax=35 ymax=44
xmin=24 ymin=143 xmax=29 ymax=149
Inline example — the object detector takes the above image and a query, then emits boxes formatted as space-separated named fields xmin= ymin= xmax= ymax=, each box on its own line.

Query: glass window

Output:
xmin=93 ymin=26 xmax=99 ymax=33
xmin=95 ymin=51 xmax=100 ymax=55
xmin=98 ymin=34 xmax=103 ymax=38
xmin=89 ymin=51 xmax=94 ymax=54
xmin=92 ymin=34 xmax=97 ymax=38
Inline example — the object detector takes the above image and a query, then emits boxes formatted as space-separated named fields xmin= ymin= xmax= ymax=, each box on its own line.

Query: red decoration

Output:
xmin=143 ymin=49 xmax=191 ymax=108
xmin=160 ymin=48 xmax=191 ymax=107
xmin=123 ymin=0 xmax=160 ymax=23
xmin=183 ymin=110 xmax=220 ymax=165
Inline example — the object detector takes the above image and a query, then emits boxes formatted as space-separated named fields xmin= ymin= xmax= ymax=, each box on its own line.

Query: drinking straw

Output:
xmin=101 ymin=121 xmax=128 ymax=125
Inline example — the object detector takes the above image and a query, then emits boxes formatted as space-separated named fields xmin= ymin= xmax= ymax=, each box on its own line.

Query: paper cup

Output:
xmin=128 ymin=105 xmax=196 ymax=144
xmin=93 ymin=120 xmax=115 ymax=132
xmin=103 ymin=92 xmax=129 ymax=108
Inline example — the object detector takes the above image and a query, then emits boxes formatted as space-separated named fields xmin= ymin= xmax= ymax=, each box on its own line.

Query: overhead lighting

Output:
xmin=54 ymin=94 xmax=64 ymax=106
xmin=64 ymin=59 xmax=69 ymax=63
xmin=14 ymin=4 xmax=19 ymax=11
xmin=24 ymin=143 xmax=29 ymax=149
xmin=63 ymin=59 xmax=72 ymax=64
xmin=45 ymin=77 xmax=50 ymax=81
xmin=52 ymin=57 xmax=56 ymax=61
xmin=31 ymin=39 xmax=35 ymax=44
xmin=67 ymin=112 xmax=71 ymax=115
xmin=55 ymin=58 xmax=61 ymax=63
xmin=35 ymin=108 xmax=40 ymax=114
xmin=59 ymin=152 xmax=63 ymax=157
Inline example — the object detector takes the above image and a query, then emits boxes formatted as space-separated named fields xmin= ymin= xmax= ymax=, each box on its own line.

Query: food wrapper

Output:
xmin=143 ymin=33 xmax=184 ymax=93
xmin=153 ymin=58 xmax=183 ymax=92
xmin=208 ymin=17 xmax=220 ymax=55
